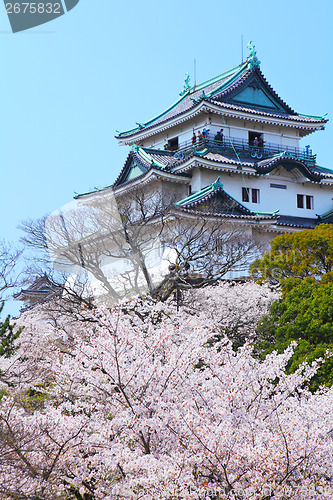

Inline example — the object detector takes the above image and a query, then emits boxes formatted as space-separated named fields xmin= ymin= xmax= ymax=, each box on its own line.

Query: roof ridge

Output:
xmin=194 ymin=61 xmax=248 ymax=92
xmin=132 ymin=144 xmax=166 ymax=169
xmin=176 ymin=176 xmax=253 ymax=214
xmin=207 ymin=64 xmax=253 ymax=99
xmin=207 ymin=98 xmax=326 ymax=123
xmin=175 ymin=181 xmax=220 ymax=206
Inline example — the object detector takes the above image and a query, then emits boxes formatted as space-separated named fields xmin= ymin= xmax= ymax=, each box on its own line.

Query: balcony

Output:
xmin=162 ymin=135 xmax=316 ymax=166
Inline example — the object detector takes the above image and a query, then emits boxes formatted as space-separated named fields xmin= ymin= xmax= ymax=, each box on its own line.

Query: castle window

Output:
xmin=297 ymin=194 xmax=313 ymax=210
xmin=306 ymin=195 xmax=314 ymax=210
xmin=252 ymin=188 xmax=260 ymax=204
xmin=248 ymin=131 xmax=258 ymax=145
xmin=270 ymin=183 xmax=286 ymax=189
xmin=242 ymin=187 xmax=249 ymax=202
xmin=242 ymin=187 xmax=260 ymax=204
xmin=167 ymin=137 xmax=179 ymax=151
xmin=248 ymin=131 xmax=264 ymax=146
xmin=297 ymin=194 xmax=304 ymax=208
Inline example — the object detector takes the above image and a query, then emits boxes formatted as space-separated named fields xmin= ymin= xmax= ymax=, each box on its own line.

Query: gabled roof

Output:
xmin=112 ymin=145 xmax=186 ymax=188
xmin=209 ymin=66 xmax=295 ymax=115
xmin=116 ymin=42 xmax=327 ymax=141
xmin=75 ymin=145 xmax=190 ymax=198
xmin=175 ymin=177 xmax=278 ymax=220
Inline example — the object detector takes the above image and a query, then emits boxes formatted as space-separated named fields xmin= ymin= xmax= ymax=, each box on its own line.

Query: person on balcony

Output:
xmin=192 ymin=131 xmax=197 ymax=144
xmin=253 ymin=137 xmax=259 ymax=147
xmin=214 ymin=129 xmax=223 ymax=142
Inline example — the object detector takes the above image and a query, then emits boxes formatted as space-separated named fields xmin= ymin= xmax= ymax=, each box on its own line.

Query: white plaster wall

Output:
xmin=189 ymin=166 xmax=333 ymax=217
xmin=138 ymin=112 xmax=308 ymax=154
xmin=191 ymin=168 xmax=203 ymax=193
xmin=140 ymin=116 xmax=211 ymax=150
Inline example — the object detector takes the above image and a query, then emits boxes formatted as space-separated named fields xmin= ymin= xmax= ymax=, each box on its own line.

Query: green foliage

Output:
xmin=20 ymin=387 xmax=50 ymax=412
xmin=251 ymin=224 xmax=333 ymax=283
xmin=256 ymin=275 xmax=333 ymax=390
xmin=0 ymin=301 xmax=22 ymax=360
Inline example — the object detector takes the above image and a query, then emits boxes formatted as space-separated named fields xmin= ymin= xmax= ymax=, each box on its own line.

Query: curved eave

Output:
xmin=116 ymin=93 xmax=190 ymax=139
xmin=74 ymin=185 xmax=114 ymax=200
xmin=116 ymin=99 xmax=207 ymax=145
xmin=116 ymin=61 xmax=327 ymax=144
xmin=113 ymin=168 xmax=191 ymax=195
xmin=206 ymin=100 xmax=327 ymax=133
xmin=172 ymin=154 xmax=257 ymax=176
xmin=117 ymin=98 xmax=327 ymax=146
xmin=74 ymin=168 xmax=190 ymax=200
xmin=276 ymin=218 xmax=318 ymax=229
xmin=256 ymin=156 xmax=323 ymax=182
xmin=173 ymin=205 xmax=276 ymax=222
xmin=171 ymin=152 xmax=331 ymax=185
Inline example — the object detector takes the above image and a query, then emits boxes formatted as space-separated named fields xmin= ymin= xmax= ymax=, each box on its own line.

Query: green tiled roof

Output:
xmin=176 ymin=177 xmax=224 ymax=206
xmin=176 ymin=176 xmax=279 ymax=218
xmin=131 ymin=143 xmax=166 ymax=169
xmin=318 ymin=208 xmax=333 ymax=219
xmin=193 ymin=62 xmax=248 ymax=95
xmin=116 ymin=40 xmax=327 ymax=141
xmin=116 ymin=59 xmax=251 ymax=138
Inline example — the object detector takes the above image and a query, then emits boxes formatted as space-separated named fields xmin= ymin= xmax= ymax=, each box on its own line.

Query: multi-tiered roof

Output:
xmin=76 ymin=44 xmax=331 ymax=231
xmin=116 ymin=42 xmax=327 ymax=144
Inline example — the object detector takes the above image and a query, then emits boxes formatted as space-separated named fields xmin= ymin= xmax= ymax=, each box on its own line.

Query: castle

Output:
xmin=50 ymin=42 xmax=332 ymax=300
xmin=77 ymin=42 xmax=331 ymax=242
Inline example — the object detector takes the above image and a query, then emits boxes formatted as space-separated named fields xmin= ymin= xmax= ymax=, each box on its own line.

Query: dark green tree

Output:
xmin=256 ymin=274 xmax=333 ymax=390
xmin=0 ymin=302 xmax=22 ymax=367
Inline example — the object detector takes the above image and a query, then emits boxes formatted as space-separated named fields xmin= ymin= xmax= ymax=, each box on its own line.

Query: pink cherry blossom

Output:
xmin=1 ymin=284 xmax=332 ymax=499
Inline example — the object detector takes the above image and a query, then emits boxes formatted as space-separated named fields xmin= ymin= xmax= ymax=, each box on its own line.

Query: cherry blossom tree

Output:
xmin=184 ymin=281 xmax=280 ymax=348
xmin=0 ymin=240 xmax=23 ymax=301
xmin=1 ymin=288 xmax=333 ymax=499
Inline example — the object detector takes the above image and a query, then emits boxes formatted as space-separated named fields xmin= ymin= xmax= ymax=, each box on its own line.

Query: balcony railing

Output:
xmin=162 ymin=135 xmax=316 ymax=165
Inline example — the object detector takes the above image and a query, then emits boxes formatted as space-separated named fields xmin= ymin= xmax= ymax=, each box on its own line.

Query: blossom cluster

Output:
xmin=0 ymin=284 xmax=332 ymax=499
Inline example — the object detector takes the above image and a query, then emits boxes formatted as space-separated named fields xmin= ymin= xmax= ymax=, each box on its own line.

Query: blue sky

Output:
xmin=1 ymin=0 xmax=333 ymax=314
